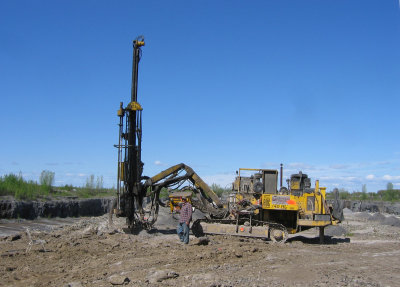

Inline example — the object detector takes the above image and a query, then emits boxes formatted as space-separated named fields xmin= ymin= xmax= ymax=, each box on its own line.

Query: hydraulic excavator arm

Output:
xmin=145 ymin=163 xmax=223 ymax=207
xmin=144 ymin=163 xmax=227 ymax=220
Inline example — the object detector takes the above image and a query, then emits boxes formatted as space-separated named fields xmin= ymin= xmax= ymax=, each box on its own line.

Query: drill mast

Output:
xmin=115 ymin=36 xmax=146 ymax=230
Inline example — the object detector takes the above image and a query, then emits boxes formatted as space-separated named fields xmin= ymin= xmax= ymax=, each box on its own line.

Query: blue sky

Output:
xmin=1 ymin=0 xmax=399 ymax=193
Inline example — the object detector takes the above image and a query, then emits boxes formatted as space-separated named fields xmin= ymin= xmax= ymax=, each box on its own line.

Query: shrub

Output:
xmin=211 ymin=183 xmax=230 ymax=197
xmin=0 ymin=174 xmax=24 ymax=197
xmin=0 ymin=172 xmax=54 ymax=200
xmin=39 ymin=170 xmax=55 ymax=187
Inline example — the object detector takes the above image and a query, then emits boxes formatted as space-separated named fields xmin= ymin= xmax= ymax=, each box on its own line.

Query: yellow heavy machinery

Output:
xmin=112 ymin=37 xmax=342 ymax=242
xmin=192 ymin=166 xmax=342 ymax=243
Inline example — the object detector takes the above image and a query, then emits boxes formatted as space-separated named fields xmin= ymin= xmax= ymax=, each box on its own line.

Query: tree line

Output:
xmin=0 ymin=171 xmax=113 ymax=200
xmin=327 ymin=182 xmax=400 ymax=202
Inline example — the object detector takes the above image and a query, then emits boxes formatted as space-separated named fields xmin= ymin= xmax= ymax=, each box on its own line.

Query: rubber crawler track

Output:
xmin=192 ymin=218 xmax=288 ymax=242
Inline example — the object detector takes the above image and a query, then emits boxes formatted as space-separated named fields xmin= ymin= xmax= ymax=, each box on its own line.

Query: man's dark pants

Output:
xmin=177 ymin=222 xmax=189 ymax=244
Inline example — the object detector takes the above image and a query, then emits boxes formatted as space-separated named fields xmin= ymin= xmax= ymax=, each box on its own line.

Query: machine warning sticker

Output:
xmin=272 ymin=196 xmax=290 ymax=205
xmin=262 ymin=196 xmax=271 ymax=208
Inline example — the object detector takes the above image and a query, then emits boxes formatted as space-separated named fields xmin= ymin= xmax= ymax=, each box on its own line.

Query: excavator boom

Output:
xmin=144 ymin=163 xmax=227 ymax=219
xmin=146 ymin=163 xmax=222 ymax=207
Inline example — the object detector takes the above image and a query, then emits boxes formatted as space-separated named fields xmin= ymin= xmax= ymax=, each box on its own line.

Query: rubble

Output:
xmin=64 ymin=282 xmax=83 ymax=287
xmin=146 ymin=270 xmax=179 ymax=283
xmin=382 ymin=216 xmax=400 ymax=227
xmin=324 ymin=225 xmax=347 ymax=236
xmin=0 ymin=206 xmax=400 ymax=286
xmin=368 ymin=213 xmax=386 ymax=222
xmin=107 ymin=275 xmax=130 ymax=285
xmin=354 ymin=211 xmax=372 ymax=220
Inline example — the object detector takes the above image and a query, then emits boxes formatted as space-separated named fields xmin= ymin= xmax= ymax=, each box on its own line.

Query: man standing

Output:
xmin=177 ymin=197 xmax=192 ymax=244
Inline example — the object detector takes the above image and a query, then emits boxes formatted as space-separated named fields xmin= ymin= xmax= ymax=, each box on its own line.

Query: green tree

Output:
xmin=360 ymin=184 xmax=367 ymax=200
xmin=211 ymin=183 xmax=229 ymax=197
xmin=338 ymin=188 xmax=350 ymax=200
xmin=362 ymin=184 xmax=367 ymax=193
xmin=382 ymin=189 xmax=397 ymax=202
xmin=96 ymin=175 xmax=104 ymax=190
xmin=39 ymin=170 xmax=55 ymax=187
xmin=159 ymin=187 xmax=169 ymax=199
xmin=85 ymin=174 xmax=95 ymax=190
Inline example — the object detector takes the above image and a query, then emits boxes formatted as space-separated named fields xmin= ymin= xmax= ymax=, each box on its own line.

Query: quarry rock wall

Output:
xmin=0 ymin=197 xmax=114 ymax=219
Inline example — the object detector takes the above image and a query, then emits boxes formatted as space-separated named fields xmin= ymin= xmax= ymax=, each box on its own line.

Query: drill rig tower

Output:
xmin=115 ymin=36 xmax=146 ymax=230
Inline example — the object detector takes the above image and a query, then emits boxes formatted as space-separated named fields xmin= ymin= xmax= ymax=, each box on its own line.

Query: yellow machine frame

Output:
xmin=234 ymin=168 xmax=338 ymax=242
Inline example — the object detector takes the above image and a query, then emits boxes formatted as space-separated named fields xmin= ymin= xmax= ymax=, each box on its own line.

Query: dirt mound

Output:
xmin=354 ymin=212 xmax=372 ymax=220
xmin=368 ymin=213 xmax=386 ymax=222
xmin=343 ymin=208 xmax=353 ymax=215
xmin=382 ymin=216 xmax=400 ymax=227
xmin=325 ymin=225 xmax=347 ymax=236
xmin=153 ymin=207 xmax=179 ymax=228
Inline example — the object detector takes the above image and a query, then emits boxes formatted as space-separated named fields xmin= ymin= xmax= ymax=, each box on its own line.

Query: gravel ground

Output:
xmin=1 ymin=207 xmax=400 ymax=287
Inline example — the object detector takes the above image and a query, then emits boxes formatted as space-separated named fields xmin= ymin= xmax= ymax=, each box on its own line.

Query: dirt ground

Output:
xmin=1 ymin=208 xmax=400 ymax=287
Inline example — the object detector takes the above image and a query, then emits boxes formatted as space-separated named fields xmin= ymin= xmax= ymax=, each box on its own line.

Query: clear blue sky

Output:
xmin=1 ymin=0 xmax=399 ymax=193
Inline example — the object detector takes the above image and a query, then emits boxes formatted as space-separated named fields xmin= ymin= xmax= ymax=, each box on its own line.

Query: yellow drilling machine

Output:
xmin=192 ymin=165 xmax=342 ymax=243
xmin=112 ymin=37 xmax=342 ymax=242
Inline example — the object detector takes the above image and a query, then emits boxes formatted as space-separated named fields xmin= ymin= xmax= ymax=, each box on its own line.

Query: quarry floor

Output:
xmin=1 ymin=208 xmax=400 ymax=287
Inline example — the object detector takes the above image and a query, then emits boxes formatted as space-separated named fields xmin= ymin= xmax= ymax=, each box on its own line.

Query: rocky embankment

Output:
xmin=341 ymin=200 xmax=400 ymax=215
xmin=0 ymin=197 xmax=113 ymax=219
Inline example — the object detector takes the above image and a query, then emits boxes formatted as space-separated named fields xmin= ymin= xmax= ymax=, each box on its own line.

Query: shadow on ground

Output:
xmin=287 ymin=235 xmax=350 ymax=245
xmin=148 ymin=228 xmax=177 ymax=235
xmin=122 ymin=227 xmax=177 ymax=235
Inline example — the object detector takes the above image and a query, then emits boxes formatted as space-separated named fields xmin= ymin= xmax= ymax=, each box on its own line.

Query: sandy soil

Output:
xmin=1 ymin=208 xmax=400 ymax=287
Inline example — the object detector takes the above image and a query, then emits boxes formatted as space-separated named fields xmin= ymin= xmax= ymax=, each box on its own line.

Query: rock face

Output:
xmin=328 ymin=200 xmax=400 ymax=216
xmin=0 ymin=198 xmax=113 ymax=219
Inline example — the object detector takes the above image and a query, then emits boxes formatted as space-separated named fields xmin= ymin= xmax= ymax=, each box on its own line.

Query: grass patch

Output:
xmin=0 ymin=174 xmax=49 ymax=200
xmin=0 ymin=173 xmax=115 ymax=201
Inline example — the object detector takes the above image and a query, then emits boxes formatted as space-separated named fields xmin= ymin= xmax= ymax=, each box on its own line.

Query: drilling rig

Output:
xmin=112 ymin=37 xmax=342 ymax=242
xmin=113 ymin=37 xmax=224 ymax=231
xmin=114 ymin=36 xmax=146 ymax=230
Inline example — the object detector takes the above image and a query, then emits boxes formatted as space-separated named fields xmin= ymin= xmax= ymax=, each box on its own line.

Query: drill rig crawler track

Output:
xmin=192 ymin=217 xmax=289 ymax=243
